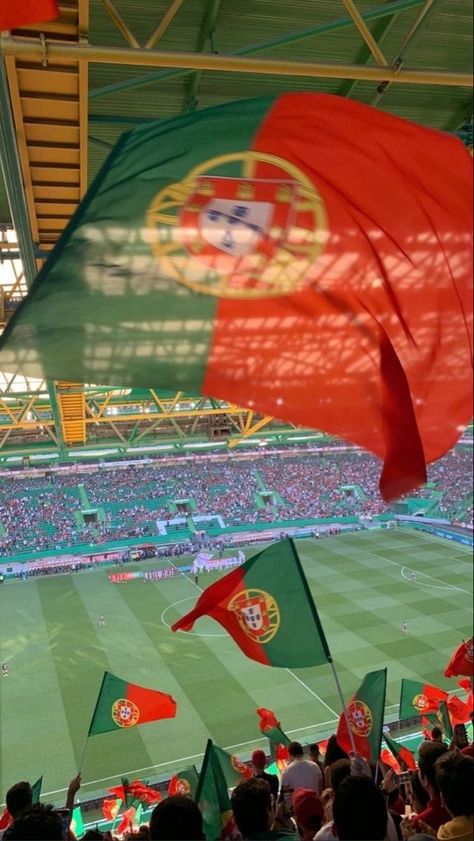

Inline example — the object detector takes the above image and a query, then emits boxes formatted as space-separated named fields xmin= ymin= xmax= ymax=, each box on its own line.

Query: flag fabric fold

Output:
xmin=336 ymin=668 xmax=387 ymax=760
xmin=257 ymin=707 xmax=290 ymax=746
xmin=0 ymin=0 xmax=58 ymax=30
xmin=0 ymin=93 xmax=471 ymax=502
xmin=102 ymin=798 xmax=122 ymax=821
xmin=383 ymin=733 xmax=417 ymax=770
xmin=88 ymin=671 xmax=177 ymax=735
xmin=444 ymin=639 xmax=474 ymax=678
xmin=399 ymin=679 xmax=448 ymax=721
xmin=172 ymin=539 xmax=331 ymax=668
xmin=195 ymin=740 xmax=236 ymax=841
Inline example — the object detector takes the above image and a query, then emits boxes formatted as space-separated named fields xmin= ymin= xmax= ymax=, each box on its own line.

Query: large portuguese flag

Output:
xmin=0 ymin=95 xmax=471 ymax=501
xmin=444 ymin=638 xmax=474 ymax=678
xmin=88 ymin=671 xmax=177 ymax=735
xmin=336 ymin=668 xmax=387 ymax=761
xmin=172 ymin=539 xmax=331 ymax=668
xmin=399 ymin=679 xmax=448 ymax=721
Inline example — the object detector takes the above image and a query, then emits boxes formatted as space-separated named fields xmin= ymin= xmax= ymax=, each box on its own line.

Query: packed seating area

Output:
xmin=2 ymin=729 xmax=472 ymax=840
xmin=0 ymin=447 xmax=472 ymax=557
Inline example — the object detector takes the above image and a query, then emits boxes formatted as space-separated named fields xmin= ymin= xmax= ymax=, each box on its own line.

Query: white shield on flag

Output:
xmin=241 ymin=603 xmax=264 ymax=631
xmin=199 ymin=199 xmax=273 ymax=257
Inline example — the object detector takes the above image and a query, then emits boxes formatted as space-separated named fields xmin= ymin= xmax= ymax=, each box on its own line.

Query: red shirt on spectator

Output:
xmin=414 ymin=797 xmax=450 ymax=832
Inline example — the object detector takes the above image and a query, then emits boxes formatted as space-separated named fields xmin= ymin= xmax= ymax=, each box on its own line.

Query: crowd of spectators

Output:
xmin=1 ymin=732 xmax=472 ymax=841
xmin=0 ymin=447 xmax=471 ymax=558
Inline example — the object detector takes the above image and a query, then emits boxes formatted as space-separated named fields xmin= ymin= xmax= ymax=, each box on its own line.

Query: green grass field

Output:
xmin=0 ymin=527 xmax=472 ymax=805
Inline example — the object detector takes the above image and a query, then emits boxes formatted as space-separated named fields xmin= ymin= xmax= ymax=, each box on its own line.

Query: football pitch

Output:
xmin=0 ymin=528 xmax=472 ymax=805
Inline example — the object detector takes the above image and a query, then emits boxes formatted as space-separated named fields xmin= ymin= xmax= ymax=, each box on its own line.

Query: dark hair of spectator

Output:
xmin=323 ymin=735 xmax=350 ymax=767
xmin=333 ymin=776 xmax=388 ymax=841
xmin=435 ymin=752 xmax=474 ymax=817
xmin=329 ymin=758 xmax=351 ymax=791
xmin=288 ymin=741 xmax=304 ymax=758
xmin=418 ymin=741 xmax=448 ymax=792
xmin=231 ymin=778 xmax=272 ymax=838
xmin=308 ymin=743 xmax=320 ymax=756
xmin=82 ymin=831 xmax=105 ymax=840
xmin=149 ymin=795 xmax=203 ymax=841
xmin=409 ymin=771 xmax=429 ymax=813
xmin=6 ymin=804 xmax=64 ymax=841
xmin=431 ymin=726 xmax=443 ymax=741
xmin=5 ymin=783 xmax=32 ymax=819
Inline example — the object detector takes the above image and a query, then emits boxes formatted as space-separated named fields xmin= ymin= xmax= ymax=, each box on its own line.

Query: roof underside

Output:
xmin=0 ymin=0 xmax=472 ymax=462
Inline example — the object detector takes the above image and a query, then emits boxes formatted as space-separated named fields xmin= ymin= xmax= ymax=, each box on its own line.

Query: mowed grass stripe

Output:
xmin=36 ymin=575 xmax=154 ymax=779
xmin=0 ymin=581 xmax=76 ymax=795
xmin=72 ymin=572 xmax=209 ymax=788
xmin=115 ymin=576 xmax=272 ymax=748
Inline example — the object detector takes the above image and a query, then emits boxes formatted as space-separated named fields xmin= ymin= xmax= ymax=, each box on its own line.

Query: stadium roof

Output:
xmin=0 ymin=0 xmax=472 ymax=465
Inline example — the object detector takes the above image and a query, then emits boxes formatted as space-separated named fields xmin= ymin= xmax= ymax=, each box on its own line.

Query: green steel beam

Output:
xmin=184 ymin=0 xmax=222 ymax=110
xmin=370 ymin=0 xmax=442 ymax=105
xmin=88 ymin=0 xmax=426 ymax=99
xmin=0 ymin=60 xmax=37 ymax=285
xmin=46 ymin=381 xmax=67 ymax=459
xmin=338 ymin=6 xmax=400 ymax=98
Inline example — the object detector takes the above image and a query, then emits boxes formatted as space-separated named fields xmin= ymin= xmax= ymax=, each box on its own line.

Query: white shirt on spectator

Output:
xmin=280 ymin=757 xmax=322 ymax=793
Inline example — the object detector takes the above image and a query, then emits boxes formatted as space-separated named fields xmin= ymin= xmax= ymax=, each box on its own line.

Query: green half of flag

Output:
xmin=195 ymin=740 xmax=235 ymax=841
xmin=173 ymin=538 xmax=331 ymax=668
xmin=31 ymin=777 xmax=42 ymax=804
xmin=336 ymin=668 xmax=387 ymax=761
xmin=88 ymin=671 xmax=177 ymax=735
xmin=257 ymin=707 xmax=290 ymax=745
xmin=399 ymin=679 xmax=448 ymax=721
xmin=71 ymin=806 xmax=84 ymax=838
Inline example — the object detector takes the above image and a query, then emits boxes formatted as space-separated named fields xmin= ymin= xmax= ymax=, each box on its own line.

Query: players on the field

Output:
xmin=410 ymin=571 xmax=416 ymax=582
xmin=194 ymin=573 xmax=199 ymax=586
xmin=402 ymin=620 xmax=408 ymax=636
xmin=2 ymin=661 xmax=8 ymax=678
xmin=99 ymin=614 xmax=106 ymax=628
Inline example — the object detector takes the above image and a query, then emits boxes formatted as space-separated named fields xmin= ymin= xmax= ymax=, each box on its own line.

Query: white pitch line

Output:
xmin=400 ymin=566 xmax=458 ymax=592
xmin=165 ymin=559 xmax=340 ymax=717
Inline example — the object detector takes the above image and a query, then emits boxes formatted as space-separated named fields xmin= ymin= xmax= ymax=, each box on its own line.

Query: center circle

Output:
xmin=161 ymin=596 xmax=227 ymax=637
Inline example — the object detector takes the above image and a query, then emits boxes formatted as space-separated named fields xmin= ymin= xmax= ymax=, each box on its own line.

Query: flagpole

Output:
xmin=77 ymin=734 xmax=90 ymax=775
xmin=329 ymin=659 xmax=358 ymax=756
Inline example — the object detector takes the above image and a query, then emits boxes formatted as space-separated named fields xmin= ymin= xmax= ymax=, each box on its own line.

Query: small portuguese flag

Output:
xmin=0 ymin=94 xmax=471 ymax=502
xmin=168 ymin=767 xmax=199 ymax=799
xmin=336 ymin=668 xmax=387 ymax=761
xmin=399 ymin=679 xmax=448 ymax=721
xmin=383 ymin=733 xmax=417 ymax=771
xmin=88 ymin=671 xmax=177 ymax=735
xmin=195 ymin=740 xmax=236 ymax=841
xmin=257 ymin=707 xmax=290 ymax=746
xmin=212 ymin=743 xmax=251 ymax=787
xmin=444 ymin=638 xmax=474 ymax=678
xmin=172 ymin=539 xmax=331 ymax=668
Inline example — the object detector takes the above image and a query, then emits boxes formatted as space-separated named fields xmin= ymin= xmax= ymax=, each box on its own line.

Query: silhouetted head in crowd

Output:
xmin=5 ymin=782 xmax=32 ymax=820
xmin=231 ymin=778 xmax=273 ymax=839
xmin=149 ymin=795 xmax=204 ymax=841
xmin=329 ymin=758 xmax=351 ymax=791
xmin=82 ymin=831 xmax=105 ymax=841
xmin=409 ymin=771 xmax=430 ymax=814
xmin=323 ymin=735 xmax=350 ymax=767
xmin=418 ymin=740 xmax=448 ymax=796
xmin=308 ymin=743 xmax=321 ymax=763
xmin=6 ymin=804 xmax=64 ymax=840
xmin=435 ymin=752 xmax=474 ymax=818
xmin=431 ymin=726 xmax=444 ymax=743
xmin=333 ymin=775 xmax=388 ymax=841
xmin=288 ymin=741 xmax=304 ymax=759
xmin=251 ymin=749 xmax=267 ymax=772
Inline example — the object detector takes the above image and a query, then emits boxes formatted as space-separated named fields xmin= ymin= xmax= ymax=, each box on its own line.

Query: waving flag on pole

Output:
xmin=172 ymin=539 xmax=331 ymax=668
xmin=88 ymin=672 xmax=177 ymax=735
xmin=0 ymin=94 xmax=471 ymax=501
xmin=444 ymin=639 xmax=474 ymax=678
xmin=336 ymin=669 xmax=387 ymax=761
xmin=399 ymin=679 xmax=448 ymax=721
xmin=383 ymin=733 xmax=417 ymax=770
